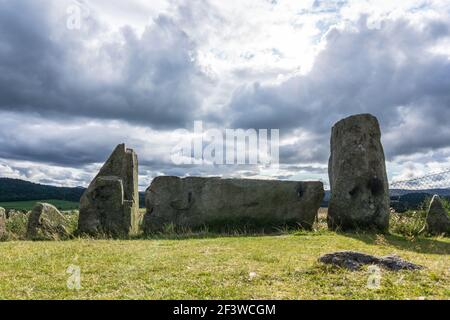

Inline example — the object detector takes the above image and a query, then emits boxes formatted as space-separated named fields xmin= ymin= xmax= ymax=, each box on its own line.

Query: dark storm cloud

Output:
xmin=227 ymin=17 xmax=450 ymax=160
xmin=0 ymin=110 xmax=196 ymax=188
xmin=0 ymin=112 xmax=146 ymax=167
xmin=0 ymin=0 xmax=209 ymax=129
xmin=279 ymin=134 xmax=330 ymax=164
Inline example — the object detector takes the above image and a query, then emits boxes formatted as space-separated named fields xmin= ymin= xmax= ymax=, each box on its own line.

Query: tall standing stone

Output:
xmin=0 ymin=207 xmax=6 ymax=241
xmin=426 ymin=195 xmax=450 ymax=236
xmin=328 ymin=114 xmax=390 ymax=232
xmin=77 ymin=144 xmax=139 ymax=237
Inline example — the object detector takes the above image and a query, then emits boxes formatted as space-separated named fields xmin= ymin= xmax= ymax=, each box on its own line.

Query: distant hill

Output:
xmin=0 ymin=178 xmax=146 ymax=208
xmin=390 ymin=191 xmax=450 ymax=212
xmin=2 ymin=177 xmax=447 ymax=211
xmin=0 ymin=178 xmax=85 ymax=202
xmin=390 ymin=188 xmax=450 ymax=197
xmin=322 ymin=189 xmax=450 ymax=210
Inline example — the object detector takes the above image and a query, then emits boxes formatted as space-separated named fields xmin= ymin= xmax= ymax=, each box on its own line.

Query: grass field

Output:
xmin=0 ymin=231 xmax=448 ymax=300
xmin=0 ymin=200 xmax=79 ymax=211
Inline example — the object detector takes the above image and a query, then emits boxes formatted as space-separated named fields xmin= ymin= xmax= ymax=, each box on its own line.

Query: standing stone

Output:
xmin=328 ymin=114 xmax=390 ymax=232
xmin=0 ymin=207 xmax=6 ymax=241
xmin=426 ymin=195 xmax=450 ymax=236
xmin=143 ymin=177 xmax=324 ymax=233
xmin=26 ymin=203 xmax=70 ymax=240
xmin=77 ymin=144 xmax=139 ymax=237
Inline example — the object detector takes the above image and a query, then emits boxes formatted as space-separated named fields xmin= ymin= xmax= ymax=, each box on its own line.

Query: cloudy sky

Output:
xmin=1 ymin=0 xmax=450 ymax=190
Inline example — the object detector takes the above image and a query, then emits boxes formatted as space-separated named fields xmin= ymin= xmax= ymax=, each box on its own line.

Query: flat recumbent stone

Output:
xmin=143 ymin=177 xmax=324 ymax=233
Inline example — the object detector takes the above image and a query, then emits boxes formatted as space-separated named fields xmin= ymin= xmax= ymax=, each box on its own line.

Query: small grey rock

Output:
xmin=319 ymin=251 xmax=424 ymax=271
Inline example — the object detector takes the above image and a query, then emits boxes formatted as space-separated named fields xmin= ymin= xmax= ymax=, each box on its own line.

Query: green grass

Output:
xmin=0 ymin=200 xmax=79 ymax=211
xmin=0 ymin=232 xmax=448 ymax=300
xmin=1 ymin=209 xmax=448 ymax=300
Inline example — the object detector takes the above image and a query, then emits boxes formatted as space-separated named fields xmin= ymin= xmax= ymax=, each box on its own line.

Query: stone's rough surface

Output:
xmin=319 ymin=251 xmax=424 ymax=271
xmin=77 ymin=144 xmax=139 ymax=237
xmin=328 ymin=114 xmax=390 ymax=231
xmin=0 ymin=207 xmax=6 ymax=240
xmin=26 ymin=203 xmax=70 ymax=240
xmin=426 ymin=195 xmax=450 ymax=235
xmin=143 ymin=177 xmax=324 ymax=233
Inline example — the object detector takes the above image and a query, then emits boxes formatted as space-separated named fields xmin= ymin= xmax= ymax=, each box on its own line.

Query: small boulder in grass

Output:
xmin=319 ymin=251 xmax=424 ymax=271
xmin=0 ymin=207 xmax=6 ymax=241
xmin=426 ymin=195 xmax=450 ymax=236
xmin=26 ymin=203 xmax=71 ymax=241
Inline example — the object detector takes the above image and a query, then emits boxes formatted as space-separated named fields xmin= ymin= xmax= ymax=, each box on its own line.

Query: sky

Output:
xmin=0 ymin=0 xmax=450 ymax=190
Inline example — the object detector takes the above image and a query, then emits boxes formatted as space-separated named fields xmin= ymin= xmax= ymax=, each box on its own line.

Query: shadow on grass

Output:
xmin=131 ymin=230 xmax=292 ymax=241
xmin=342 ymin=232 xmax=450 ymax=255
xmin=134 ymin=219 xmax=318 ymax=241
xmin=135 ymin=229 xmax=449 ymax=257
